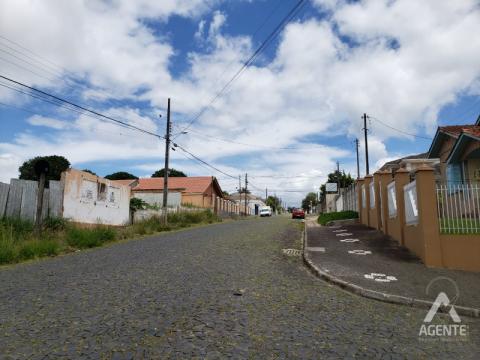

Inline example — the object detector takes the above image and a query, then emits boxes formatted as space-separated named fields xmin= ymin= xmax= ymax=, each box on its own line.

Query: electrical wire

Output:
xmin=174 ymin=143 xmax=238 ymax=179
xmin=175 ymin=0 xmax=307 ymax=136
xmin=0 ymin=74 xmax=164 ymax=139
xmin=369 ymin=115 xmax=433 ymax=140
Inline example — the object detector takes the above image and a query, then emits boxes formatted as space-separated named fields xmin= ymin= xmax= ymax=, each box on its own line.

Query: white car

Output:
xmin=259 ymin=206 xmax=272 ymax=217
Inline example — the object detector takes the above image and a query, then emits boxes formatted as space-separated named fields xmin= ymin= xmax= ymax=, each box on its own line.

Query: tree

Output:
xmin=105 ymin=171 xmax=138 ymax=180
xmin=222 ymin=191 xmax=229 ymax=197
xmin=301 ymin=192 xmax=318 ymax=211
xmin=19 ymin=155 xmax=70 ymax=183
xmin=82 ymin=169 xmax=97 ymax=176
xmin=151 ymin=168 xmax=187 ymax=178
xmin=320 ymin=171 xmax=354 ymax=201
xmin=266 ymin=195 xmax=281 ymax=212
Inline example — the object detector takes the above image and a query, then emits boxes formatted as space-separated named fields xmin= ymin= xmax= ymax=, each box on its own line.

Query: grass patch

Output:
xmin=66 ymin=226 xmax=116 ymax=248
xmin=317 ymin=210 xmax=358 ymax=226
xmin=0 ymin=209 xmax=221 ymax=265
xmin=439 ymin=218 xmax=480 ymax=235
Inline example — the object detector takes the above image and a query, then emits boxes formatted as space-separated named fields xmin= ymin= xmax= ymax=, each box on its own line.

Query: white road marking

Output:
xmin=340 ymin=238 xmax=359 ymax=243
xmin=348 ymin=250 xmax=372 ymax=255
xmin=364 ymin=273 xmax=397 ymax=282
xmin=336 ymin=233 xmax=353 ymax=237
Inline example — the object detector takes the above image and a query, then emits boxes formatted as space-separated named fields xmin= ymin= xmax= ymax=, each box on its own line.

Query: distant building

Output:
xmin=126 ymin=176 xmax=224 ymax=208
xmin=228 ymin=192 xmax=266 ymax=215
xmin=427 ymin=117 xmax=480 ymax=184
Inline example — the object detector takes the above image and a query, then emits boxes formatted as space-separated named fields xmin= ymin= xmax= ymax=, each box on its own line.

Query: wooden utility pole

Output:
xmin=244 ymin=173 xmax=248 ymax=216
xmin=265 ymin=187 xmax=268 ymax=201
xmin=355 ymin=138 xmax=360 ymax=179
xmin=336 ymin=161 xmax=340 ymax=194
xmin=162 ymin=98 xmax=171 ymax=224
xmin=363 ymin=113 xmax=370 ymax=175
xmin=34 ymin=159 xmax=49 ymax=233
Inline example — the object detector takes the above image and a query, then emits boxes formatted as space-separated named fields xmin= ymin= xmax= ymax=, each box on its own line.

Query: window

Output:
xmin=446 ymin=163 xmax=462 ymax=184
xmin=97 ymin=182 xmax=107 ymax=201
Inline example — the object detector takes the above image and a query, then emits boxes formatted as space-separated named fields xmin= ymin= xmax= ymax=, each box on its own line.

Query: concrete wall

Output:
xmin=357 ymin=166 xmax=479 ymax=272
xmin=132 ymin=191 xmax=181 ymax=207
xmin=62 ymin=169 xmax=130 ymax=226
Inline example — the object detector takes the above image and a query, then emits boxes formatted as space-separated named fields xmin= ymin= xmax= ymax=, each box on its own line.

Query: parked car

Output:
xmin=292 ymin=208 xmax=305 ymax=219
xmin=259 ymin=206 xmax=272 ymax=217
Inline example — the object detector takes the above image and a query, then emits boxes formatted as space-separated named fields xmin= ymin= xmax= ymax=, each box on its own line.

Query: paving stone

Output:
xmin=0 ymin=217 xmax=478 ymax=359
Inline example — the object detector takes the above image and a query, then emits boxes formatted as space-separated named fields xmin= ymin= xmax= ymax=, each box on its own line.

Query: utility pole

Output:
xmin=244 ymin=173 xmax=248 ymax=216
xmin=363 ymin=113 xmax=370 ymax=175
xmin=355 ymin=138 xmax=360 ymax=179
xmin=265 ymin=187 xmax=268 ymax=201
xmin=162 ymin=98 xmax=171 ymax=224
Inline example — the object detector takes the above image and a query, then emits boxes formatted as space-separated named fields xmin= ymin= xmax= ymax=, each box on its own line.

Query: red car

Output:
xmin=292 ymin=208 xmax=305 ymax=219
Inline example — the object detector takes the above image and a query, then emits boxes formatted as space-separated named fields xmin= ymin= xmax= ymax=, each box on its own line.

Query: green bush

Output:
xmin=66 ymin=226 xmax=116 ymax=249
xmin=43 ymin=217 xmax=69 ymax=231
xmin=318 ymin=211 xmax=358 ymax=226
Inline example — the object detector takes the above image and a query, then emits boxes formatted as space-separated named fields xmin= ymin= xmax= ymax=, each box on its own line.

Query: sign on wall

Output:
xmin=362 ymin=185 xmax=366 ymax=208
xmin=404 ymin=181 xmax=418 ymax=225
xmin=325 ymin=182 xmax=338 ymax=193
xmin=387 ymin=181 xmax=397 ymax=218
xmin=369 ymin=182 xmax=375 ymax=209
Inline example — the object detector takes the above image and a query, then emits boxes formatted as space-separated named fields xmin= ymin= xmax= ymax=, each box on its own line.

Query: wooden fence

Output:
xmin=0 ymin=179 xmax=63 ymax=222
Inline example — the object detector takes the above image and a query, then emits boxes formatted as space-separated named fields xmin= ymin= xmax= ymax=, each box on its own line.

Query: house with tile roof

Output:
xmin=129 ymin=176 xmax=224 ymax=208
xmin=427 ymin=116 xmax=480 ymax=184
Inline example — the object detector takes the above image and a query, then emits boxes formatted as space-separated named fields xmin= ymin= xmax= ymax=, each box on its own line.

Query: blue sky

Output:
xmin=1 ymin=0 xmax=480 ymax=206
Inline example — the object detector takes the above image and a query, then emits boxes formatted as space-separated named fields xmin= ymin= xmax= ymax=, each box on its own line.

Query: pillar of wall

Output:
xmin=415 ymin=166 xmax=443 ymax=267
xmin=364 ymin=175 xmax=373 ymax=227
xmin=392 ymin=168 xmax=409 ymax=245
xmin=378 ymin=171 xmax=391 ymax=233
xmin=213 ymin=195 xmax=218 ymax=214
xmin=356 ymin=179 xmax=365 ymax=225
xmin=373 ymin=172 xmax=383 ymax=231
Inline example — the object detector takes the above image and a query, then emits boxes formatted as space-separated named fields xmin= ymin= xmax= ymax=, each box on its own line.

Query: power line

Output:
xmin=174 ymin=143 xmax=238 ymax=179
xmin=184 ymin=128 xmax=354 ymax=151
xmin=0 ymin=74 xmax=163 ymax=139
xmin=369 ymin=115 xmax=433 ymax=140
xmin=176 ymin=0 xmax=307 ymax=136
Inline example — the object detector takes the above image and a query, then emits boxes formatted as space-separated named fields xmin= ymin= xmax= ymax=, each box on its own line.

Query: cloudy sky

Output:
xmin=1 ymin=0 xmax=480 ymax=206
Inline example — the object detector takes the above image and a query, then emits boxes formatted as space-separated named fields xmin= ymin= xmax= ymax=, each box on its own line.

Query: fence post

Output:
xmin=394 ymin=168 xmax=409 ymax=246
xmin=373 ymin=172 xmax=383 ymax=230
xmin=415 ymin=166 xmax=443 ymax=267
xmin=356 ymin=178 xmax=365 ymax=225
xmin=378 ymin=171 xmax=392 ymax=234
xmin=364 ymin=175 xmax=373 ymax=227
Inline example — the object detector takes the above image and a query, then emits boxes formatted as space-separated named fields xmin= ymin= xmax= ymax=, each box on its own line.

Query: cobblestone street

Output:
xmin=1 ymin=216 xmax=479 ymax=359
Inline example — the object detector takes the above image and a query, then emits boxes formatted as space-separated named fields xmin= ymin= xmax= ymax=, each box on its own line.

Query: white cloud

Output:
xmin=27 ymin=115 xmax=69 ymax=130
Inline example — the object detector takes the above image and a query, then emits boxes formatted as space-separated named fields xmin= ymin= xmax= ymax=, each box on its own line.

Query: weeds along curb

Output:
xmin=302 ymin=224 xmax=480 ymax=319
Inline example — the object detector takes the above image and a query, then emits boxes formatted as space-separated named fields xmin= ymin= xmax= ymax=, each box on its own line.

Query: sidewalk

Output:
xmin=304 ymin=217 xmax=480 ymax=316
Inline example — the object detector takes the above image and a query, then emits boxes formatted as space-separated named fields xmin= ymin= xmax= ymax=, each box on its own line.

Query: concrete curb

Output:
xmin=302 ymin=225 xmax=480 ymax=318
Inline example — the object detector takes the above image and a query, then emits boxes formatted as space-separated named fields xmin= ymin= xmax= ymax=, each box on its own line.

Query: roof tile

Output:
xmin=132 ymin=176 xmax=214 ymax=193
